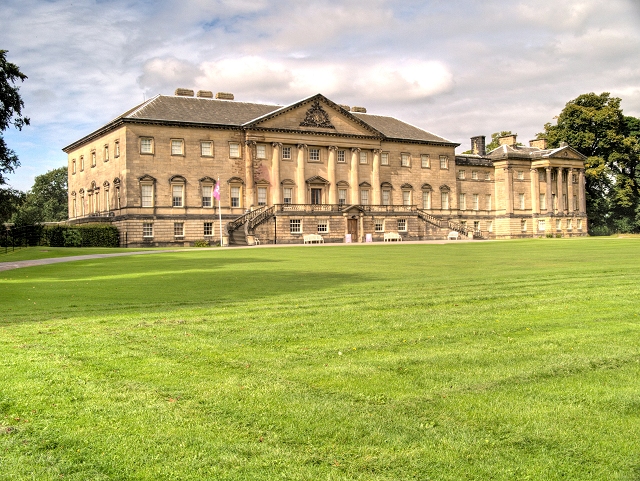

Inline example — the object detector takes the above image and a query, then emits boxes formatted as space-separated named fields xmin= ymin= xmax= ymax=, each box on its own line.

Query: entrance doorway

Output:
xmin=347 ymin=218 xmax=358 ymax=240
xmin=311 ymin=188 xmax=322 ymax=205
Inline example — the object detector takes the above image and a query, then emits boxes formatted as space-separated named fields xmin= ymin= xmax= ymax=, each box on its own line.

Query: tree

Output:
xmin=0 ymin=187 xmax=25 ymax=224
xmin=12 ymin=167 xmax=67 ymax=225
xmin=0 ymin=50 xmax=29 ymax=186
xmin=541 ymin=92 xmax=640 ymax=234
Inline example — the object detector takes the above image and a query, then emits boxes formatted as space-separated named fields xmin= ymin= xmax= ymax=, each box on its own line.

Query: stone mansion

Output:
xmin=63 ymin=90 xmax=588 ymax=246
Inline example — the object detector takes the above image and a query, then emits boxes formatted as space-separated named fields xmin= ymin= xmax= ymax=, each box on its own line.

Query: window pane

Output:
xmin=231 ymin=186 xmax=240 ymax=207
xmin=172 ymin=185 xmax=183 ymax=207
xmin=381 ymin=153 xmax=389 ymax=165
xmin=201 ymin=142 xmax=212 ymax=156
xmin=202 ymin=185 xmax=212 ymax=207
xmin=402 ymin=191 xmax=410 ymax=206
xmin=337 ymin=150 xmax=345 ymax=163
xmin=256 ymin=145 xmax=266 ymax=159
xmin=360 ymin=190 xmax=369 ymax=205
xmin=282 ymin=147 xmax=291 ymax=159
xmin=229 ymin=143 xmax=239 ymax=157
xmin=171 ymin=140 xmax=183 ymax=155
xmin=359 ymin=152 xmax=367 ymax=164
xmin=283 ymin=188 xmax=292 ymax=204
xmin=382 ymin=190 xmax=390 ymax=206
xmin=141 ymin=185 xmax=153 ymax=207
xmin=141 ymin=138 xmax=152 ymax=153
xmin=258 ymin=187 xmax=267 ymax=206
xmin=309 ymin=148 xmax=320 ymax=161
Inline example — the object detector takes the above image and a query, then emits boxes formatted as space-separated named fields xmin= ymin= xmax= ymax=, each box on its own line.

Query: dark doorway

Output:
xmin=347 ymin=218 xmax=358 ymax=240
xmin=311 ymin=188 xmax=322 ymax=205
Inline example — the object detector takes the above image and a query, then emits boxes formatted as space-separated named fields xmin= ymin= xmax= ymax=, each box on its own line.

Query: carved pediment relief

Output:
xmin=401 ymin=183 xmax=414 ymax=190
xmin=440 ymin=184 xmax=450 ymax=192
xmin=138 ymin=174 xmax=156 ymax=183
xmin=336 ymin=180 xmax=350 ymax=187
xmin=359 ymin=181 xmax=371 ymax=188
xmin=299 ymin=100 xmax=335 ymax=129
xmin=169 ymin=175 xmax=187 ymax=184
xmin=281 ymin=178 xmax=295 ymax=186
xmin=199 ymin=176 xmax=216 ymax=184
xmin=421 ymin=183 xmax=432 ymax=191
xmin=227 ymin=176 xmax=244 ymax=184
xmin=306 ymin=175 xmax=329 ymax=184
xmin=381 ymin=182 xmax=394 ymax=189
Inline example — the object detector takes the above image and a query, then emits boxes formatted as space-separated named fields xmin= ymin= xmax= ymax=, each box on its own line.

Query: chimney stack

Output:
xmin=351 ymin=106 xmax=367 ymax=113
xmin=470 ymin=135 xmax=486 ymax=155
xmin=529 ymin=138 xmax=548 ymax=150
xmin=498 ymin=134 xmax=517 ymax=147
xmin=175 ymin=88 xmax=195 ymax=97
xmin=215 ymin=92 xmax=234 ymax=100
xmin=197 ymin=90 xmax=213 ymax=98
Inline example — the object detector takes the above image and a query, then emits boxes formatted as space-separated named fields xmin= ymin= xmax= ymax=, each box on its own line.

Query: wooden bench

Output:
xmin=303 ymin=234 xmax=324 ymax=244
xmin=447 ymin=231 xmax=459 ymax=240
xmin=383 ymin=232 xmax=402 ymax=242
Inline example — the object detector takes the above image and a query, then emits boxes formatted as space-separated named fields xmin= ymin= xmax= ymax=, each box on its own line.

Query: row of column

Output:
xmin=513 ymin=166 xmax=586 ymax=215
xmin=246 ymin=142 xmax=383 ymax=206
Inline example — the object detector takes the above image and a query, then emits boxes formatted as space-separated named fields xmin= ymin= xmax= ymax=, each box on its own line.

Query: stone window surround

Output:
xmin=170 ymin=175 xmax=187 ymax=208
xmin=228 ymin=177 xmax=244 ymax=209
xmin=140 ymin=137 xmax=154 ymax=155
xmin=171 ymin=138 xmax=185 ymax=156
xmin=229 ymin=141 xmax=241 ymax=159
xmin=400 ymin=152 xmax=410 ymax=167
xmin=200 ymin=140 xmax=214 ymax=157
xmin=200 ymin=177 xmax=215 ymax=208
xmin=421 ymin=154 xmax=430 ymax=169
xmin=139 ymin=175 xmax=156 ymax=208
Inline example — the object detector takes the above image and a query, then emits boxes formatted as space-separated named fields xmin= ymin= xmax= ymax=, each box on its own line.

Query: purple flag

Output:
xmin=213 ymin=182 xmax=220 ymax=201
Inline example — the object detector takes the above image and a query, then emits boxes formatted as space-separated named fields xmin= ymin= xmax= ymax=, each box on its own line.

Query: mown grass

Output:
xmin=0 ymin=246 xmax=164 ymax=262
xmin=1 ymin=238 xmax=639 ymax=480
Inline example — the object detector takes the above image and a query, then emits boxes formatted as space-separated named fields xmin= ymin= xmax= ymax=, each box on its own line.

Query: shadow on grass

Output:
xmin=1 ymin=257 xmax=372 ymax=324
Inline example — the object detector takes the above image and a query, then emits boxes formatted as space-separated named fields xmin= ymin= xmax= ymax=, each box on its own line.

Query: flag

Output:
xmin=213 ymin=182 xmax=220 ymax=201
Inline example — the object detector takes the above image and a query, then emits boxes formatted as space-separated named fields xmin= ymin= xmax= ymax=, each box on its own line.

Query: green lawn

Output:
xmin=0 ymin=246 xmax=163 ymax=262
xmin=1 ymin=239 xmax=639 ymax=480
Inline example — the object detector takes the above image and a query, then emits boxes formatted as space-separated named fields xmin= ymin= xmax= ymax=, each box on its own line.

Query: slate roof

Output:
xmin=455 ymin=154 xmax=494 ymax=167
xmin=486 ymin=144 xmax=587 ymax=160
xmin=351 ymin=112 xmax=453 ymax=144
xmin=64 ymin=94 xmax=457 ymax=151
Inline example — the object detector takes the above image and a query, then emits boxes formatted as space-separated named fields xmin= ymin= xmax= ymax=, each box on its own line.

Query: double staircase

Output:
xmin=227 ymin=205 xmax=275 ymax=246
xmin=417 ymin=209 xmax=483 ymax=239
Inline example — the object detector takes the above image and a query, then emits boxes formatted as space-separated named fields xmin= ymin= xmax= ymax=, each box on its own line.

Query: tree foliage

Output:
xmin=541 ymin=92 xmax=640 ymax=234
xmin=0 ymin=50 xmax=29 ymax=186
xmin=12 ymin=167 xmax=68 ymax=225
xmin=0 ymin=187 xmax=25 ymax=224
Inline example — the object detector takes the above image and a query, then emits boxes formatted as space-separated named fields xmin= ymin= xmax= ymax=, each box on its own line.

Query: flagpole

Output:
xmin=216 ymin=176 xmax=223 ymax=246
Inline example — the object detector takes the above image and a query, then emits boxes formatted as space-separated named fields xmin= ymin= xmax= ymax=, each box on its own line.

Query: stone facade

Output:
xmin=63 ymin=92 xmax=588 ymax=246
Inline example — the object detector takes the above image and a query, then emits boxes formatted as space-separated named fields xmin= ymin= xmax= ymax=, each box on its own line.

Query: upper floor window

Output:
xmin=381 ymin=152 xmax=389 ymax=165
xmin=359 ymin=151 xmax=368 ymax=164
xmin=458 ymin=170 xmax=465 ymax=180
xmin=72 ymin=159 xmax=76 ymax=174
xmin=441 ymin=191 xmax=449 ymax=209
xmin=202 ymin=185 xmax=213 ymax=207
xmin=517 ymin=170 xmax=524 ymax=180
xmin=104 ymin=145 xmax=109 ymax=162
xmin=401 ymin=153 xmax=410 ymax=167
xmin=283 ymin=187 xmax=292 ymax=204
xmin=80 ymin=156 xmax=85 ymax=171
xmin=256 ymin=144 xmax=266 ymax=159
xmin=382 ymin=190 xmax=390 ymax=206
xmin=231 ymin=186 xmax=240 ymax=207
xmin=201 ymin=141 xmax=213 ymax=157
xmin=459 ymin=193 xmax=466 ymax=210
xmin=91 ymin=151 xmax=96 ymax=167
xmin=439 ymin=156 xmax=448 ymax=169
xmin=421 ymin=154 xmax=430 ymax=168
xmin=171 ymin=139 xmax=184 ymax=156
xmin=519 ymin=193 xmax=525 ymax=210
xmin=172 ymin=185 xmax=184 ymax=207
xmin=422 ymin=190 xmax=431 ymax=209
xmin=338 ymin=189 xmax=347 ymax=206
xmin=473 ymin=193 xmax=479 ymax=210
xmin=141 ymin=184 xmax=153 ymax=208
xmin=360 ymin=189 xmax=369 ymax=205
xmin=485 ymin=172 xmax=490 ymax=181
xmin=114 ymin=141 xmax=120 ymax=158
xmin=229 ymin=142 xmax=240 ymax=158
xmin=551 ymin=171 xmax=557 ymax=181
xmin=140 ymin=137 xmax=153 ymax=154
xmin=282 ymin=146 xmax=292 ymax=160
xmin=471 ymin=171 xmax=477 ymax=180
xmin=572 ymin=173 xmax=578 ymax=183
xmin=337 ymin=150 xmax=346 ymax=163
xmin=309 ymin=148 xmax=320 ymax=162
xmin=258 ymin=187 xmax=267 ymax=206
xmin=402 ymin=190 xmax=411 ymax=206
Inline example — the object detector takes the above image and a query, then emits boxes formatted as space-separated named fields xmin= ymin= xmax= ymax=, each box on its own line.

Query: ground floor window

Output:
xmin=473 ymin=221 xmax=480 ymax=232
xmin=556 ymin=219 xmax=562 ymax=231
xmin=143 ymin=223 xmax=153 ymax=238
xmin=521 ymin=219 xmax=527 ymax=232
xmin=375 ymin=221 xmax=384 ymax=232
xmin=538 ymin=220 xmax=546 ymax=232
xmin=174 ymin=222 xmax=184 ymax=237
xmin=539 ymin=194 xmax=546 ymax=211
xmin=204 ymin=222 xmax=213 ymax=236
xmin=290 ymin=219 xmax=301 ymax=234
xmin=397 ymin=219 xmax=407 ymax=232
xmin=578 ymin=219 xmax=583 ymax=230
xmin=488 ymin=221 xmax=493 ymax=232
xmin=567 ymin=219 xmax=573 ymax=230
xmin=317 ymin=221 xmax=328 ymax=234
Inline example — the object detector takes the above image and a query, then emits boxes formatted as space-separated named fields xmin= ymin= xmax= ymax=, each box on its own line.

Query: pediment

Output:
xmin=546 ymin=146 xmax=586 ymax=160
xmin=244 ymin=94 xmax=382 ymax=137
xmin=306 ymin=175 xmax=329 ymax=184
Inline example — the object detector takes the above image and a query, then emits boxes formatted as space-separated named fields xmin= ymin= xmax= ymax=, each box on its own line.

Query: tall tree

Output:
xmin=541 ymin=92 xmax=640 ymax=234
xmin=0 ymin=50 xmax=29 ymax=186
xmin=0 ymin=187 xmax=25 ymax=224
xmin=485 ymin=131 xmax=522 ymax=152
xmin=12 ymin=167 xmax=67 ymax=225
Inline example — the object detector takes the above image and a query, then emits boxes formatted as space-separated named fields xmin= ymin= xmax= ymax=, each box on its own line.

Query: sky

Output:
xmin=2 ymin=0 xmax=640 ymax=191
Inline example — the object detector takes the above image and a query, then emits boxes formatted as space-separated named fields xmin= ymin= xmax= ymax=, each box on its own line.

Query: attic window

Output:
xmin=337 ymin=150 xmax=346 ymax=163
xmin=140 ymin=137 xmax=153 ymax=154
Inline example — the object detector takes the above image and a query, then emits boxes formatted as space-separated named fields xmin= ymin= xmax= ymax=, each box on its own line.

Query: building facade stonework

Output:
xmin=63 ymin=92 xmax=588 ymax=246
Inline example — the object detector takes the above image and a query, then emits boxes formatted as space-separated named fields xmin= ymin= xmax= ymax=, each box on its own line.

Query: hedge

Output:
xmin=44 ymin=224 xmax=120 ymax=247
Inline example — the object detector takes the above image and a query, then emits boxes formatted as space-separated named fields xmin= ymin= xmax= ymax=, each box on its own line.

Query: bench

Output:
xmin=303 ymin=234 xmax=324 ymax=244
xmin=383 ymin=232 xmax=402 ymax=242
xmin=447 ymin=231 xmax=459 ymax=240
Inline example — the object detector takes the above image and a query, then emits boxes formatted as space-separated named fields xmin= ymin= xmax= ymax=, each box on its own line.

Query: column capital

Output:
xmin=245 ymin=140 xmax=256 ymax=147
xmin=297 ymin=144 xmax=307 ymax=150
xmin=328 ymin=145 xmax=338 ymax=151
xmin=568 ymin=167 xmax=574 ymax=172
xmin=373 ymin=148 xmax=382 ymax=155
xmin=272 ymin=142 xmax=282 ymax=149
xmin=530 ymin=168 xmax=538 ymax=173
xmin=545 ymin=166 xmax=552 ymax=172
xmin=351 ymin=147 xmax=361 ymax=153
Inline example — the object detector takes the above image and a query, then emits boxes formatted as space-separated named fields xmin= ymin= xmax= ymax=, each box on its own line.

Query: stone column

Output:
xmin=327 ymin=146 xmax=337 ymax=205
xmin=530 ymin=168 xmax=539 ymax=214
xmin=296 ymin=144 xmax=307 ymax=204
xmin=350 ymin=147 xmax=360 ymax=205
xmin=546 ymin=167 xmax=553 ymax=214
xmin=271 ymin=142 xmax=282 ymax=205
xmin=245 ymin=140 xmax=255 ymax=208
xmin=567 ymin=168 xmax=574 ymax=213
xmin=579 ymin=168 xmax=586 ymax=213
xmin=504 ymin=167 xmax=513 ymax=214
xmin=372 ymin=149 xmax=381 ymax=205
xmin=556 ymin=167 xmax=564 ymax=212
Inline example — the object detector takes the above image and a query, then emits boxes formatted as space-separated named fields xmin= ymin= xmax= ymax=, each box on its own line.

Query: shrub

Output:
xmin=194 ymin=239 xmax=210 ymax=247
xmin=546 ymin=233 xmax=554 ymax=238
xmin=42 ymin=224 xmax=120 ymax=247
xmin=555 ymin=233 xmax=562 ymax=238
xmin=63 ymin=229 xmax=82 ymax=247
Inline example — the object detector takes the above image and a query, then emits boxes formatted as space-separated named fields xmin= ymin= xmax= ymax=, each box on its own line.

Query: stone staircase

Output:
xmin=416 ymin=209 xmax=483 ymax=239
xmin=226 ymin=205 xmax=275 ymax=246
